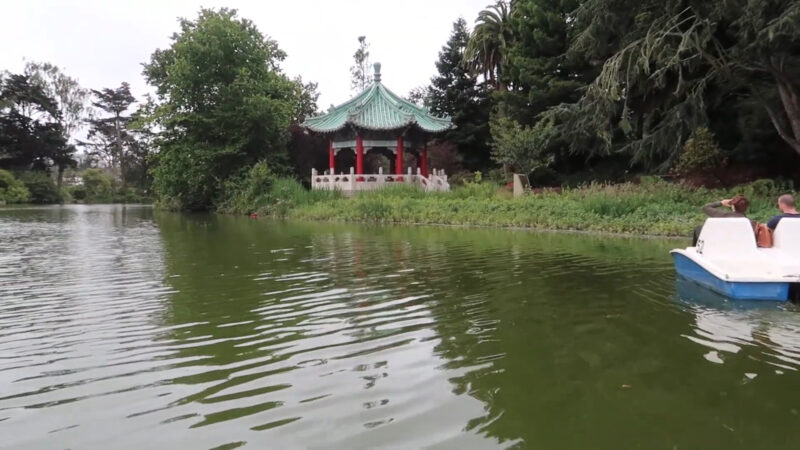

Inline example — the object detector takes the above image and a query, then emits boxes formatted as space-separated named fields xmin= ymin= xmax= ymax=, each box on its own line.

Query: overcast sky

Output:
xmin=1 ymin=0 xmax=489 ymax=110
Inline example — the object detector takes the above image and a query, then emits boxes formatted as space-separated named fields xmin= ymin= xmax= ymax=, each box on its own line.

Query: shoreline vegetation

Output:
xmin=5 ymin=4 xmax=800 ymax=226
xmin=0 ymin=169 xmax=150 ymax=205
xmin=213 ymin=165 xmax=796 ymax=237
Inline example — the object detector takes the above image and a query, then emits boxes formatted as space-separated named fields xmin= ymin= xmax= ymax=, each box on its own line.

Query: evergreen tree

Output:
xmin=428 ymin=18 xmax=492 ymax=170
xmin=0 ymin=73 xmax=74 ymax=176
xmin=551 ymin=0 xmax=800 ymax=171
xmin=83 ymin=83 xmax=136 ymax=184
xmin=500 ymin=0 xmax=596 ymax=124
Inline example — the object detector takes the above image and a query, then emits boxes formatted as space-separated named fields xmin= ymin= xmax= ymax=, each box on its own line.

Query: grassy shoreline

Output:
xmin=219 ymin=175 xmax=796 ymax=238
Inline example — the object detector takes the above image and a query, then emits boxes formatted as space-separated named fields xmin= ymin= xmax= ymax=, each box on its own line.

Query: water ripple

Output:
xmin=3 ymin=206 xmax=800 ymax=449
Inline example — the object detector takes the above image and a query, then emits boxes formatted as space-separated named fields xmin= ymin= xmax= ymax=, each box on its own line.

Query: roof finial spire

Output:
xmin=373 ymin=62 xmax=382 ymax=83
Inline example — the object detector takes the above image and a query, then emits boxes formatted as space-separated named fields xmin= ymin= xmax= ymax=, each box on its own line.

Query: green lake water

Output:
xmin=2 ymin=204 xmax=800 ymax=449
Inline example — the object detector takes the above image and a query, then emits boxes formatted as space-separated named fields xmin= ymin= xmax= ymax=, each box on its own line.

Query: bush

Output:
xmin=674 ymin=127 xmax=725 ymax=176
xmin=70 ymin=185 xmax=87 ymax=201
xmin=18 ymin=171 xmax=62 ymax=204
xmin=218 ymin=161 xmax=278 ymax=214
xmin=0 ymin=169 xmax=30 ymax=204
xmin=81 ymin=169 xmax=114 ymax=202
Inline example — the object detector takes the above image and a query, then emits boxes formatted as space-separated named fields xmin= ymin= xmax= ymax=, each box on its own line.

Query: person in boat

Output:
xmin=692 ymin=195 xmax=751 ymax=246
xmin=767 ymin=194 xmax=800 ymax=230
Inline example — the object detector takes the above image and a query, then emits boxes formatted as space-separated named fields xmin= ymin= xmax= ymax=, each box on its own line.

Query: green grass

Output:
xmin=221 ymin=175 xmax=795 ymax=237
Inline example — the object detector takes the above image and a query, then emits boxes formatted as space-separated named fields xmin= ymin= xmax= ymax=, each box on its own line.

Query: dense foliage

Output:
xmin=0 ymin=73 xmax=75 ymax=176
xmin=0 ymin=169 xmax=29 ymax=204
xmin=143 ymin=8 xmax=302 ymax=211
xmin=231 ymin=175 xmax=793 ymax=237
xmin=426 ymin=18 xmax=492 ymax=170
xmin=431 ymin=0 xmax=800 ymax=183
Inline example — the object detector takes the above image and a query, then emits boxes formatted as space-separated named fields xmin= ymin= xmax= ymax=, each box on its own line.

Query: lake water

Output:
xmin=2 ymin=205 xmax=800 ymax=449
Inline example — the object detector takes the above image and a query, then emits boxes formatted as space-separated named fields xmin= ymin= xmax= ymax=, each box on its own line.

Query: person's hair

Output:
xmin=731 ymin=194 xmax=749 ymax=213
xmin=779 ymin=194 xmax=795 ymax=208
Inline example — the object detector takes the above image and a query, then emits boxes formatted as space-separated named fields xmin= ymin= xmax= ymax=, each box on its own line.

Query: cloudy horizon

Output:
xmin=1 ymin=0 xmax=490 ymax=112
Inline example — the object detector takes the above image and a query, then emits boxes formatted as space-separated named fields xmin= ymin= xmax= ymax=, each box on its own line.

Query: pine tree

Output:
xmin=500 ymin=0 xmax=596 ymax=123
xmin=83 ymin=83 xmax=136 ymax=185
xmin=428 ymin=18 xmax=492 ymax=170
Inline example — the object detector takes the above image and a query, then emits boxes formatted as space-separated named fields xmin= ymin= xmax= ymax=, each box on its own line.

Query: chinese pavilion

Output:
xmin=302 ymin=63 xmax=454 ymax=193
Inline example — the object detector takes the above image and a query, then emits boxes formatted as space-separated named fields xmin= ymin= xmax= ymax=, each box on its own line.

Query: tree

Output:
xmin=0 ymin=73 xmax=74 ymax=177
xmin=500 ymin=0 xmax=595 ymax=123
xmin=143 ymin=8 xmax=300 ymax=210
xmin=292 ymin=76 xmax=319 ymax=123
xmin=23 ymin=61 xmax=90 ymax=142
xmin=464 ymin=1 xmax=513 ymax=89
xmin=428 ymin=18 xmax=492 ymax=170
xmin=550 ymin=0 xmax=800 ymax=172
xmin=127 ymin=95 xmax=158 ymax=191
xmin=490 ymin=115 xmax=555 ymax=175
xmin=83 ymin=83 xmax=136 ymax=185
xmin=350 ymin=36 xmax=371 ymax=92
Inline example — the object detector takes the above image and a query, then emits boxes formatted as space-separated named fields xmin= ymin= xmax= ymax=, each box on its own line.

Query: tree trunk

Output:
xmin=57 ymin=165 xmax=64 ymax=189
xmin=765 ymin=73 xmax=800 ymax=156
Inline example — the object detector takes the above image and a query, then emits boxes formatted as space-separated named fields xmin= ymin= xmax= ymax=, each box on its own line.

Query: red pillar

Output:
xmin=328 ymin=138 xmax=335 ymax=174
xmin=356 ymin=135 xmax=364 ymax=176
xmin=396 ymin=136 xmax=404 ymax=175
xmin=421 ymin=145 xmax=429 ymax=178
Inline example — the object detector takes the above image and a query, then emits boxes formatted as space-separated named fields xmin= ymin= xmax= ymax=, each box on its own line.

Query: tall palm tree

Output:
xmin=464 ymin=1 xmax=512 ymax=90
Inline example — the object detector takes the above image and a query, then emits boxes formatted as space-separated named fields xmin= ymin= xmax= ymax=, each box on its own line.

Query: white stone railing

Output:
xmin=311 ymin=167 xmax=449 ymax=194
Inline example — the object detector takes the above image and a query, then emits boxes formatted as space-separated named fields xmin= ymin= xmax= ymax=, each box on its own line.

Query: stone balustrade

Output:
xmin=311 ymin=167 xmax=449 ymax=195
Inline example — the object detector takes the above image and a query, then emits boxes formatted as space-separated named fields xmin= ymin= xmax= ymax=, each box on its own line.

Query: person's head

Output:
xmin=731 ymin=195 xmax=749 ymax=213
xmin=778 ymin=194 xmax=796 ymax=213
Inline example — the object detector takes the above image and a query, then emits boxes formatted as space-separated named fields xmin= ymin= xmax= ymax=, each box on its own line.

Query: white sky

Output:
xmin=1 ymin=0 xmax=489 ymax=110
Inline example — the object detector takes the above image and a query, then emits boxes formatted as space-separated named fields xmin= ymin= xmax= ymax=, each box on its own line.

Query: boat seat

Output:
xmin=696 ymin=218 xmax=758 ymax=260
xmin=772 ymin=217 xmax=800 ymax=253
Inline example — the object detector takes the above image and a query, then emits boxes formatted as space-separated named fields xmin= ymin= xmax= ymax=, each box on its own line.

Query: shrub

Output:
xmin=70 ymin=185 xmax=87 ymax=201
xmin=0 ymin=169 xmax=30 ymax=204
xmin=673 ymin=127 xmax=725 ymax=176
xmin=81 ymin=169 xmax=114 ymax=202
xmin=18 ymin=171 xmax=62 ymax=204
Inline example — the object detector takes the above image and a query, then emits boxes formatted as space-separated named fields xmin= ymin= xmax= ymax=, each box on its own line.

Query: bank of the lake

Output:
xmin=222 ymin=176 xmax=796 ymax=237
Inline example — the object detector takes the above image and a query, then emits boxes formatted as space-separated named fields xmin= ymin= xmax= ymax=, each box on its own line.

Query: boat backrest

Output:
xmin=772 ymin=217 xmax=800 ymax=253
xmin=696 ymin=218 xmax=757 ymax=259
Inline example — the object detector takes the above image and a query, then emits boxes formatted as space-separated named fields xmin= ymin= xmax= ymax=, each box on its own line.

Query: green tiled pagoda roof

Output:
xmin=302 ymin=63 xmax=453 ymax=134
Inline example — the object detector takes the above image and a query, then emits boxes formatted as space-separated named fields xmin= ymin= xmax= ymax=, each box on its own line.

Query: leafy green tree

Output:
xmin=490 ymin=115 xmax=555 ymax=175
xmin=23 ymin=61 xmax=90 ymax=142
xmin=143 ymin=8 xmax=300 ymax=210
xmin=23 ymin=62 xmax=89 ymax=186
xmin=350 ymin=36 xmax=371 ymax=93
xmin=465 ymin=1 xmax=513 ymax=89
xmin=428 ymin=18 xmax=492 ymax=170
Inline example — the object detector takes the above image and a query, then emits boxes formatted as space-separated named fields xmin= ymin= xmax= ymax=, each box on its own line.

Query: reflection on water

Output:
xmin=2 ymin=205 xmax=800 ymax=449
xmin=676 ymin=277 xmax=800 ymax=370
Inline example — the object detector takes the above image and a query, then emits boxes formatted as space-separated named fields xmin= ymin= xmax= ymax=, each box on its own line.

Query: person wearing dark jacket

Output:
xmin=767 ymin=194 xmax=800 ymax=230
xmin=692 ymin=195 xmax=750 ymax=246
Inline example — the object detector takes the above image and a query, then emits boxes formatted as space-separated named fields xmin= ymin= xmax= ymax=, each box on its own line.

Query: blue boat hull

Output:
xmin=672 ymin=253 xmax=790 ymax=301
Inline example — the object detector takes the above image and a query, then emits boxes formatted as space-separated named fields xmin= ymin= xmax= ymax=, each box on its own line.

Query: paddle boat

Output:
xmin=671 ymin=218 xmax=800 ymax=301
